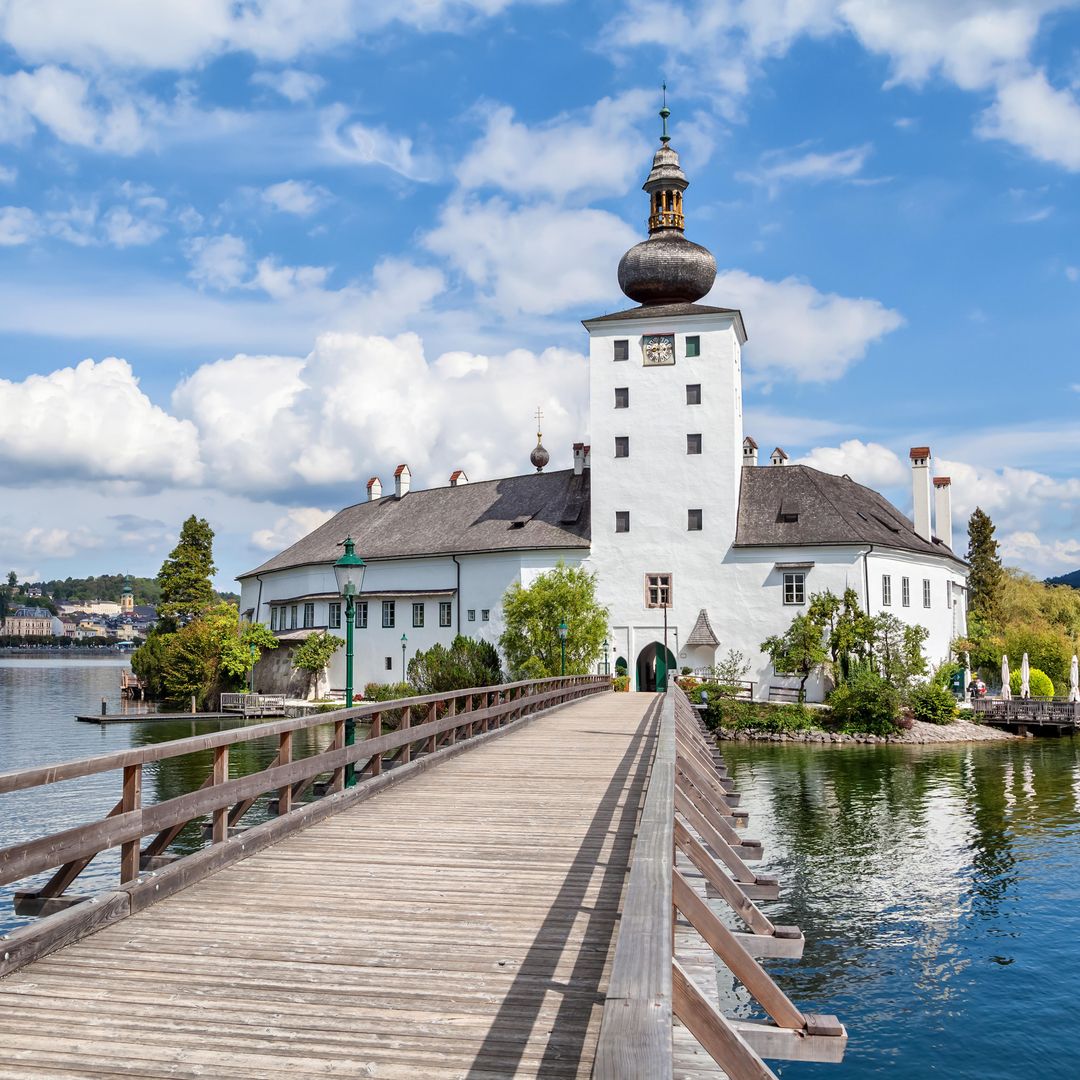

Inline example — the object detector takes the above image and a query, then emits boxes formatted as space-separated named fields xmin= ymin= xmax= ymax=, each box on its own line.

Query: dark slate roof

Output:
xmin=735 ymin=465 xmax=965 ymax=565
xmin=582 ymin=302 xmax=747 ymax=340
xmin=241 ymin=469 xmax=591 ymax=579
xmin=686 ymin=609 xmax=720 ymax=648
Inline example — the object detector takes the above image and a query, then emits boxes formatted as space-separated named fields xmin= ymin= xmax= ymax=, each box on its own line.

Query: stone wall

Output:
xmin=253 ymin=643 xmax=311 ymax=699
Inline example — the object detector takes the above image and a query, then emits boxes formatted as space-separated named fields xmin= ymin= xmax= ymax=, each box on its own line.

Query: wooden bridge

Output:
xmin=0 ymin=677 xmax=846 ymax=1079
xmin=972 ymin=696 xmax=1080 ymax=735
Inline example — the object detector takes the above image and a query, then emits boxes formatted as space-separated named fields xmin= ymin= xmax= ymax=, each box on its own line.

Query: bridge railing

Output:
xmin=0 ymin=674 xmax=609 ymax=974
xmin=592 ymin=684 xmax=847 ymax=1080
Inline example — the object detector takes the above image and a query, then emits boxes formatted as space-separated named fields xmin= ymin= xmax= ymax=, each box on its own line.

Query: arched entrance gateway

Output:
xmin=635 ymin=642 xmax=677 ymax=693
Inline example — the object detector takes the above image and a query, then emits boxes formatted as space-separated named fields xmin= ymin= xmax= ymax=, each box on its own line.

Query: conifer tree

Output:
xmin=157 ymin=516 xmax=217 ymax=631
xmin=966 ymin=507 xmax=1004 ymax=629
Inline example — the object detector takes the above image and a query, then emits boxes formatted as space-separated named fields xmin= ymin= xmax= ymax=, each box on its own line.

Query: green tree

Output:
xmin=966 ymin=507 xmax=1004 ymax=630
xmin=500 ymin=562 xmax=609 ymax=678
xmin=407 ymin=634 xmax=503 ymax=694
xmin=157 ymin=516 xmax=217 ymax=631
xmin=292 ymin=631 xmax=343 ymax=698
xmin=761 ymin=614 xmax=829 ymax=703
xmin=869 ymin=613 xmax=928 ymax=694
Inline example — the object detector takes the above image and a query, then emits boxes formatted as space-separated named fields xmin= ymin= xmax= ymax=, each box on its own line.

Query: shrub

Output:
xmin=827 ymin=670 xmax=901 ymax=736
xmin=909 ymin=681 xmax=957 ymax=725
xmin=701 ymin=698 xmax=818 ymax=734
xmin=613 ymin=674 xmax=630 ymax=692
xmin=406 ymin=634 xmax=502 ymax=695
xmin=362 ymin=681 xmax=414 ymax=702
xmin=1009 ymin=667 xmax=1055 ymax=699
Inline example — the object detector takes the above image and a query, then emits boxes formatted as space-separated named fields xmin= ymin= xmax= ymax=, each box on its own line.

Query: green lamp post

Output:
xmin=558 ymin=620 xmax=568 ymax=676
xmin=333 ymin=536 xmax=366 ymax=787
xmin=601 ymin=637 xmax=610 ymax=677
xmin=401 ymin=632 xmax=408 ymax=679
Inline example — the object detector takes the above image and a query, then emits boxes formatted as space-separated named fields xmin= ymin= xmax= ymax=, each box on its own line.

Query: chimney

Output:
xmin=769 ymin=447 xmax=788 ymax=467
xmin=742 ymin=436 xmax=758 ymax=467
xmin=910 ymin=447 xmax=931 ymax=541
xmin=933 ymin=476 xmax=953 ymax=549
xmin=366 ymin=477 xmax=382 ymax=501
xmin=449 ymin=469 xmax=469 ymax=487
xmin=394 ymin=463 xmax=411 ymax=498
xmin=572 ymin=443 xmax=591 ymax=476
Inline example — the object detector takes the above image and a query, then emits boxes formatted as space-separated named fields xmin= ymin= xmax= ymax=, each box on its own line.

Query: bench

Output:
xmin=768 ymin=685 xmax=803 ymax=703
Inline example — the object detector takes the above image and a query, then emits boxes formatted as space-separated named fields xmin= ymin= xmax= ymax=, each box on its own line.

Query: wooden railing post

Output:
xmin=427 ymin=702 xmax=438 ymax=754
xmin=370 ymin=712 xmax=382 ymax=776
xmin=331 ymin=717 xmax=346 ymax=793
xmin=119 ymin=764 xmax=142 ymax=883
xmin=211 ymin=747 xmax=229 ymax=845
xmin=277 ymin=730 xmax=293 ymax=815
xmin=399 ymin=706 xmax=412 ymax=765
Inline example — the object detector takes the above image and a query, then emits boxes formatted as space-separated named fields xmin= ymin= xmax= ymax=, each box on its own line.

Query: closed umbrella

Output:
xmin=1020 ymin=653 xmax=1031 ymax=699
xmin=1001 ymin=655 xmax=1011 ymax=700
xmin=1071 ymin=656 xmax=1079 ymax=703
xmin=964 ymin=652 xmax=972 ymax=702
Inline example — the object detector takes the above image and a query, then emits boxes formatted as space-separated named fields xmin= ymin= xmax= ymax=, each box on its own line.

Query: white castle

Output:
xmin=239 ymin=108 xmax=968 ymax=699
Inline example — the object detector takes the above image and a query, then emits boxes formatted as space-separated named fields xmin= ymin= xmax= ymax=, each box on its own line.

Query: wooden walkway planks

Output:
xmin=0 ymin=692 xmax=659 ymax=1080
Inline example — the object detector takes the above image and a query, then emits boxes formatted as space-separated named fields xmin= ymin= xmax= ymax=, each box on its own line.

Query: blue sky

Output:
xmin=1 ymin=0 xmax=1078 ymax=588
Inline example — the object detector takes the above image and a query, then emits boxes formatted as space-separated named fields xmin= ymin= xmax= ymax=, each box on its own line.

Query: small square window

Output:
xmin=614 ymin=387 xmax=629 ymax=408
xmin=882 ymin=575 xmax=892 ymax=607
xmin=356 ymin=601 xmax=368 ymax=629
xmin=615 ymin=511 xmax=630 ymax=533
xmin=613 ymin=339 xmax=629 ymax=361
xmin=615 ymin=436 xmax=629 ymax=458
xmin=688 ymin=509 xmax=703 ymax=531
xmin=687 ymin=433 xmax=702 ymax=455
xmin=686 ymin=384 xmax=701 ymax=405
xmin=481 ymin=609 xmax=490 ymax=622
xmin=412 ymin=602 xmax=424 ymax=628
xmin=382 ymin=600 xmax=395 ymax=627
xmin=901 ymin=577 xmax=910 ymax=608
xmin=467 ymin=608 xmax=476 ymax=622
xmin=645 ymin=573 xmax=673 ymax=608
xmin=385 ymin=656 xmax=393 ymax=671
xmin=328 ymin=602 xmax=341 ymax=629
xmin=685 ymin=335 xmax=700 ymax=358
xmin=783 ymin=572 xmax=805 ymax=605
xmin=439 ymin=601 xmax=452 ymax=627
xmin=923 ymin=579 xmax=931 ymax=608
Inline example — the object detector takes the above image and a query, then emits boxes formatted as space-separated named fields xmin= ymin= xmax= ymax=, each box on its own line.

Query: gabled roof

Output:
xmin=686 ymin=609 xmax=720 ymax=648
xmin=736 ymin=465 xmax=965 ymax=565
xmin=241 ymin=468 xmax=591 ymax=579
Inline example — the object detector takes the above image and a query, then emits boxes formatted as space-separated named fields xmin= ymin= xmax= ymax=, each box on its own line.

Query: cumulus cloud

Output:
xmin=0 ymin=358 xmax=202 ymax=486
xmin=251 ymin=507 xmax=337 ymax=552
xmin=708 ymin=269 xmax=904 ymax=381
xmin=1000 ymin=530 xmax=1080 ymax=573
xmin=794 ymin=439 xmax=907 ymax=487
xmin=262 ymin=179 xmax=329 ymax=216
xmin=102 ymin=205 xmax=165 ymax=247
xmin=978 ymin=70 xmax=1080 ymax=171
xmin=185 ymin=233 xmax=250 ymax=290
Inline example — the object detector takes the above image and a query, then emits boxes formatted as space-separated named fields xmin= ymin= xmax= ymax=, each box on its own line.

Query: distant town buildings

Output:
xmin=1 ymin=606 xmax=63 ymax=638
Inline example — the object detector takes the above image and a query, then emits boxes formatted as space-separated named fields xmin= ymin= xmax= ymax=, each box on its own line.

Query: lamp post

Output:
xmin=558 ymin=620 xmax=568 ymax=676
xmin=601 ymin=637 xmax=610 ymax=677
xmin=333 ymin=536 xmax=366 ymax=788
xmin=401 ymin=633 xmax=408 ymax=680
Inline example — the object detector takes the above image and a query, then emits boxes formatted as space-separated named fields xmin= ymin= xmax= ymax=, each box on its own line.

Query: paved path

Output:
xmin=0 ymin=693 xmax=659 ymax=1080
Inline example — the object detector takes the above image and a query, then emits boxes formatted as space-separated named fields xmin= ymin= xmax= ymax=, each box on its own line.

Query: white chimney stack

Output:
xmin=910 ymin=447 xmax=932 ymax=541
xmin=769 ymin=447 xmax=788 ymax=467
xmin=366 ymin=477 xmax=382 ymax=501
xmin=572 ymin=443 xmax=591 ymax=476
xmin=934 ymin=476 xmax=953 ymax=549
xmin=394 ymin=463 xmax=411 ymax=498
xmin=449 ymin=469 xmax=468 ymax=487
xmin=742 ymin=436 xmax=758 ymax=467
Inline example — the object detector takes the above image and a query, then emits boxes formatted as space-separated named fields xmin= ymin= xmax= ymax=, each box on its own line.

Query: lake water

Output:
xmin=2 ymin=661 xmax=1078 ymax=1077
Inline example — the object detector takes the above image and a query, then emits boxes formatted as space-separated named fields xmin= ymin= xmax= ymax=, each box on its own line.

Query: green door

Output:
xmin=656 ymin=649 xmax=667 ymax=692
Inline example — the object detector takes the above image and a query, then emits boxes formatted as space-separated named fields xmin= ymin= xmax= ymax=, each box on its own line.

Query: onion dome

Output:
xmin=530 ymin=406 xmax=549 ymax=472
xmin=617 ymin=91 xmax=717 ymax=306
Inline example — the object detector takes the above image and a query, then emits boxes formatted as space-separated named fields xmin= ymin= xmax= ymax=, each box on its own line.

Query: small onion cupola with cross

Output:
xmin=530 ymin=405 xmax=550 ymax=473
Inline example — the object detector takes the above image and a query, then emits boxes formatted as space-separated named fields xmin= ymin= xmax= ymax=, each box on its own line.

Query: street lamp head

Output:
xmin=333 ymin=536 xmax=366 ymax=598
xmin=557 ymin=620 xmax=568 ymax=641
xmin=401 ymin=633 xmax=408 ymax=645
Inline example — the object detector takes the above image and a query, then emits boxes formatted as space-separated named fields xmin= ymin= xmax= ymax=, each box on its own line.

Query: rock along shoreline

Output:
xmin=714 ymin=717 xmax=1019 ymax=746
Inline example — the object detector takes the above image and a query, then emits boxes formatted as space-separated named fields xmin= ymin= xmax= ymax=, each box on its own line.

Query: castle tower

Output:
xmin=121 ymin=576 xmax=134 ymax=615
xmin=583 ymin=96 xmax=747 ymax=690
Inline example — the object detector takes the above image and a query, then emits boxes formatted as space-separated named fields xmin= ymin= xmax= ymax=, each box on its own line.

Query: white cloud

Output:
xmin=0 ymin=204 xmax=36 ymax=245
xmin=102 ymin=205 xmax=165 ymax=247
xmin=978 ymin=70 xmax=1080 ymax=171
xmin=708 ymin=269 xmax=904 ymax=381
xmin=0 ymin=358 xmax=202 ymax=487
xmin=1000 ymin=530 xmax=1080 ymax=573
xmin=456 ymin=91 xmax=653 ymax=200
xmin=424 ymin=195 xmax=636 ymax=316
xmin=253 ymin=258 xmax=331 ymax=300
xmin=0 ymin=164 xmax=15 ymax=183
xmin=251 ymin=507 xmax=336 ymax=551
xmin=794 ymin=439 xmax=907 ymax=488
xmin=737 ymin=143 xmax=872 ymax=194
xmin=262 ymin=179 xmax=329 ymax=216
xmin=185 ymin=233 xmax=249 ymax=290
xmin=320 ymin=107 xmax=439 ymax=181
xmin=251 ymin=68 xmax=326 ymax=103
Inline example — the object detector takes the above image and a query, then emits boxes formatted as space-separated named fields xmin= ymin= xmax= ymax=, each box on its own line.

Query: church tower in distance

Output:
xmin=583 ymin=96 xmax=747 ymax=688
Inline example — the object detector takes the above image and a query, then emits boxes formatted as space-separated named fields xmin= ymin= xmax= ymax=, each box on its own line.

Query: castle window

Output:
xmin=902 ymin=577 xmax=911 ymax=607
xmin=882 ymin=575 xmax=892 ymax=607
xmin=686 ymin=384 xmax=701 ymax=405
xmin=688 ymin=509 xmax=703 ymax=531
xmin=439 ymin=601 xmax=452 ymax=627
xmin=616 ymin=511 xmax=630 ymax=533
xmin=614 ymin=387 xmax=629 ymax=408
xmin=385 ymin=657 xmax=393 ymax=671
xmin=356 ymin=601 xmax=368 ymax=629
xmin=923 ymin=579 xmax=931 ymax=608
xmin=615 ymin=436 xmax=629 ymax=458
xmin=412 ymin=602 xmax=424 ymax=628
xmin=468 ymin=608 xmax=476 ymax=622
xmin=382 ymin=600 xmax=395 ymax=628
xmin=645 ymin=573 xmax=673 ymax=608
xmin=482 ymin=609 xmax=490 ymax=622
xmin=783 ymin=572 xmax=805 ymax=605
xmin=290 ymin=605 xmax=298 ymax=629
xmin=614 ymin=339 xmax=629 ymax=361
xmin=328 ymin=602 xmax=341 ymax=629
xmin=687 ymin=433 xmax=702 ymax=455
xmin=271 ymin=607 xmax=279 ymax=631
xmin=685 ymin=336 xmax=700 ymax=358
xmin=303 ymin=603 xmax=314 ymax=628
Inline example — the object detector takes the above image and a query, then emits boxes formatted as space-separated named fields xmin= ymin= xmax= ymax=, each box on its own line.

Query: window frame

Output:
xmin=783 ymin=572 xmax=806 ymax=605
xmin=614 ymin=386 xmax=629 ymax=409
xmin=270 ymin=607 xmax=279 ymax=631
xmin=614 ymin=436 xmax=629 ymax=458
xmin=302 ymin=602 xmax=314 ymax=628
xmin=615 ymin=510 xmax=630 ymax=533
xmin=685 ymin=335 xmax=700 ymax=358
xmin=644 ymin=572 xmax=673 ymax=609
xmin=686 ymin=383 xmax=701 ymax=405
xmin=328 ymin=602 xmax=341 ymax=629
xmin=901 ymin=576 xmax=911 ymax=608
xmin=356 ymin=601 xmax=368 ymax=629
xmin=613 ymin=339 xmax=629 ymax=361
xmin=439 ymin=601 xmax=452 ymax=627
xmin=467 ymin=608 xmax=476 ymax=622
xmin=481 ymin=609 xmax=490 ymax=622
xmin=923 ymin=579 xmax=932 ymax=609
xmin=412 ymin=602 xmax=424 ymax=628
xmin=688 ymin=508 xmax=703 ymax=531
xmin=289 ymin=605 xmax=298 ymax=629
xmin=882 ymin=575 xmax=892 ymax=607
xmin=382 ymin=600 xmax=395 ymax=628
xmin=686 ymin=433 xmax=702 ymax=455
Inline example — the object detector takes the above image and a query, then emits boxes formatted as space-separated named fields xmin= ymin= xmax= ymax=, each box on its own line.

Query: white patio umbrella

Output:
xmin=1070 ymin=656 xmax=1079 ymax=703
xmin=1020 ymin=653 xmax=1031 ymax=699
xmin=964 ymin=652 xmax=973 ymax=702
xmin=1001 ymin=655 xmax=1011 ymax=700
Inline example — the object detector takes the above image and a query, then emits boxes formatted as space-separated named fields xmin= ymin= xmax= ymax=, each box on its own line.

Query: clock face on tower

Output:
xmin=641 ymin=334 xmax=676 ymax=366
